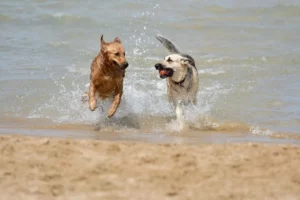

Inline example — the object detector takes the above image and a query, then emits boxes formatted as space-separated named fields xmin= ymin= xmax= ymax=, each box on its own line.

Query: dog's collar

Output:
xmin=172 ymin=78 xmax=186 ymax=87
xmin=171 ymin=67 xmax=193 ymax=88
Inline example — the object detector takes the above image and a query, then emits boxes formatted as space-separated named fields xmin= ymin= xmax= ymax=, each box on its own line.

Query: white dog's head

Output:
xmin=155 ymin=54 xmax=190 ymax=83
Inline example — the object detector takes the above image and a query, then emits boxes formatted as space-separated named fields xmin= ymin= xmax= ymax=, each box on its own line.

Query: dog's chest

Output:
xmin=94 ymin=73 xmax=123 ymax=92
xmin=99 ymin=75 xmax=121 ymax=83
xmin=102 ymin=75 xmax=119 ymax=82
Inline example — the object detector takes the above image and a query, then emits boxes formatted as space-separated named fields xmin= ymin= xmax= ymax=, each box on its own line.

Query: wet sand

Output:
xmin=0 ymin=134 xmax=300 ymax=200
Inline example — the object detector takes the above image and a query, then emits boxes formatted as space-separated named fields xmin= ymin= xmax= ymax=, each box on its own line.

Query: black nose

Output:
xmin=155 ymin=63 xmax=163 ymax=70
xmin=124 ymin=62 xmax=129 ymax=68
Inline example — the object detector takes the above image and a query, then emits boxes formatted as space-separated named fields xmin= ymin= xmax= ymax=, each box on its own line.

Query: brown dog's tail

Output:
xmin=156 ymin=34 xmax=181 ymax=54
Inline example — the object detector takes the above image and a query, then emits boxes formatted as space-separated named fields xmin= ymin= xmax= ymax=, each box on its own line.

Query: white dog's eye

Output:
xmin=167 ymin=57 xmax=173 ymax=63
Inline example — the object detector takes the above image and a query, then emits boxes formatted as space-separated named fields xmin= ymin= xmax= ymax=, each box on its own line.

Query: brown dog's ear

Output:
xmin=100 ymin=35 xmax=107 ymax=52
xmin=114 ymin=37 xmax=121 ymax=44
xmin=100 ymin=35 xmax=106 ymax=45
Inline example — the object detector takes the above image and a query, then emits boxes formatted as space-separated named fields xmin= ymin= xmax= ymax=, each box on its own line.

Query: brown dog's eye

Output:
xmin=124 ymin=52 xmax=125 ymax=56
xmin=115 ymin=52 xmax=120 ymax=56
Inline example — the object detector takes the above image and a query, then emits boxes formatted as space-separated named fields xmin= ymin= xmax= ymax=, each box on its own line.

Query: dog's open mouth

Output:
xmin=113 ymin=61 xmax=121 ymax=68
xmin=158 ymin=68 xmax=173 ymax=79
xmin=113 ymin=61 xmax=128 ymax=71
xmin=113 ymin=61 xmax=124 ymax=71
xmin=155 ymin=63 xmax=173 ymax=79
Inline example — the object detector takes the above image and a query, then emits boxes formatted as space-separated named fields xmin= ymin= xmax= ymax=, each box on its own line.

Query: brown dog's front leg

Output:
xmin=107 ymin=84 xmax=123 ymax=118
xmin=89 ymin=82 xmax=97 ymax=111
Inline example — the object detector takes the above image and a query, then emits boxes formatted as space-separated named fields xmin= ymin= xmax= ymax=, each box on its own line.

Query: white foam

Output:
xmin=53 ymin=12 xmax=64 ymax=18
xmin=48 ymin=41 xmax=69 ymax=47
xmin=198 ymin=68 xmax=225 ymax=75
xmin=250 ymin=126 xmax=274 ymax=136
xmin=66 ymin=64 xmax=89 ymax=76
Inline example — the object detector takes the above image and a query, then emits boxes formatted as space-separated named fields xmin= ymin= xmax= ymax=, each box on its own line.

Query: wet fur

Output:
xmin=88 ymin=35 xmax=128 ymax=117
xmin=155 ymin=34 xmax=199 ymax=127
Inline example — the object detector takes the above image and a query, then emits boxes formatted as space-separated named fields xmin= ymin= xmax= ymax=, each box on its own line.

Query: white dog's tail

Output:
xmin=156 ymin=34 xmax=181 ymax=54
xmin=156 ymin=34 xmax=196 ymax=68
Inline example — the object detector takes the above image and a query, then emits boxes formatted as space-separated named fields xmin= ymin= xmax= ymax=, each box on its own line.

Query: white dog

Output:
xmin=154 ymin=34 xmax=199 ymax=129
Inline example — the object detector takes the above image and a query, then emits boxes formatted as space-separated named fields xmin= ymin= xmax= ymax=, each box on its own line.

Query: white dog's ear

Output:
xmin=180 ymin=58 xmax=190 ymax=65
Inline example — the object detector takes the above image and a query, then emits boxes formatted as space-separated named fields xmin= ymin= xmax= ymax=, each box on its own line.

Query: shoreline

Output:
xmin=1 ymin=116 xmax=300 ymax=145
xmin=0 ymin=134 xmax=300 ymax=200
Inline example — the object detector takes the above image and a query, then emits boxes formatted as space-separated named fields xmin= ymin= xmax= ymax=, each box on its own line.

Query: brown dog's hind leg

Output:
xmin=107 ymin=84 xmax=123 ymax=117
xmin=89 ymin=82 xmax=97 ymax=111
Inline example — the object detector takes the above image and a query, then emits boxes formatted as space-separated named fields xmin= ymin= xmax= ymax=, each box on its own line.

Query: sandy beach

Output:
xmin=0 ymin=134 xmax=299 ymax=200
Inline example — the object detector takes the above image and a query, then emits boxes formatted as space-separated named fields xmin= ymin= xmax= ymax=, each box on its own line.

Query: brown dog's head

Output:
xmin=100 ymin=35 xmax=129 ymax=71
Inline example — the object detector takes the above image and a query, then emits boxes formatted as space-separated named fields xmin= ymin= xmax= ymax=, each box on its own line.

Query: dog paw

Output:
xmin=107 ymin=109 xmax=116 ymax=118
xmin=89 ymin=98 xmax=97 ymax=111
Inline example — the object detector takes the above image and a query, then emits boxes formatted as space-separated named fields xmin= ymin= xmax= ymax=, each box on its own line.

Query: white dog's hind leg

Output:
xmin=176 ymin=101 xmax=185 ymax=130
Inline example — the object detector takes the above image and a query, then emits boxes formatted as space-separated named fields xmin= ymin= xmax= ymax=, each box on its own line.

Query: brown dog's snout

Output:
xmin=124 ymin=62 xmax=129 ymax=69
xmin=155 ymin=63 xmax=163 ymax=70
xmin=120 ymin=61 xmax=128 ymax=70
xmin=116 ymin=61 xmax=129 ymax=70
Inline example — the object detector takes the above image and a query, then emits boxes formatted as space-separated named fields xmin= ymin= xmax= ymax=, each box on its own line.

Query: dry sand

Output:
xmin=0 ymin=134 xmax=300 ymax=200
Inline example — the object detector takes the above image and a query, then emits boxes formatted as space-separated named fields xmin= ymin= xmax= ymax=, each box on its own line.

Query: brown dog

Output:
xmin=88 ymin=35 xmax=128 ymax=117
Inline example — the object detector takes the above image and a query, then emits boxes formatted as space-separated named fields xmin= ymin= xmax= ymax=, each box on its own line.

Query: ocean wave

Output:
xmin=187 ymin=117 xmax=250 ymax=132
xmin=52 ymin=12 xmax=80 ymax=20
xmin=200 ymin=54 xmax=300 ymax=66
xmin=252 ymin=4 xmax=300 ymax=17
xmin=48 ymin=41 xmax=69 ymax=48
xmin=38 ymin=12 xmax=97 ymax=25
xmin=251 ymin=126 xmax=300 ymax=140
xmin=251 ymin=126 xmax=274 ymax=136
xmin=178 ymin=3 xmax=300 ymax=28
xmin=203 ymin=4 xmax=300 ymax=17
xmin=198 ymin=68 xmax=225 ymax=75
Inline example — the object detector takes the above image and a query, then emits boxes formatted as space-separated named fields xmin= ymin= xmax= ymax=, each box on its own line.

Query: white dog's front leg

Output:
xmin=176 ymin=101 xmax=185 ymax=130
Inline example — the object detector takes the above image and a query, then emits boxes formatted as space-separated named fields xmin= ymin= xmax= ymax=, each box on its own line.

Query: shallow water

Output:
xmin=1 ymin=0 xmax=300 ymax=144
